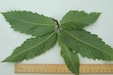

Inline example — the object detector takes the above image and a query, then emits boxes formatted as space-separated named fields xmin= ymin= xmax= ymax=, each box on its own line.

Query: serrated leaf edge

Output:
xmin=62 ymin=29 xmax=113 ymax=58
xmin=61 ymin=10 xmax=101 ymax=26
xmin=61 ymin=44 xmax=78 ymax=72
xmin=3 ymin=32 xmax=56 ymax=62
xmin=2 ymin=11 xmax=54 ymax=26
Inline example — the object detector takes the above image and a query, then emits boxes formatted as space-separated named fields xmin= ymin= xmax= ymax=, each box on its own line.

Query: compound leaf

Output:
xmin=1 ymin=10 xmax=113 ymax=75
xmin=3 ymin=32 xmax=57 ymax=62
xmin=61 ymin=10 xmax=100 ymax=30
xmin=2 ymin=11 xmax=55 ymax=36
xmin=60 ymin=29 xmax=113 ymax=61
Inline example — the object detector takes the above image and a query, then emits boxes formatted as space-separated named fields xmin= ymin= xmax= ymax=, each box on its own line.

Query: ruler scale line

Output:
xmin=15 ymin=64 xmax=113 ymax=74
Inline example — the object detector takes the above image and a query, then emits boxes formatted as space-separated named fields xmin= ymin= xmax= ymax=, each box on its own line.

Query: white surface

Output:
xmin=0 ymin=0 xmax=113 ymax=75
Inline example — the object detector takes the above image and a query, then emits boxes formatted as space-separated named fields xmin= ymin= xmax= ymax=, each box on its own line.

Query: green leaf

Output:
xmin=3 ymin=32 xmax=57 ymax=62
xmin=1 ymin=10 xmax=113 ymax=75
xmin=60 ymin=44 xmax=79 ymax=75
xmin=60 ymin=10 xmax=100 ymax=30
xmin=59 ymin=36 xmax=79 ymax=75
xmin=60 ymin=29 xmax=113 ymax=61
xmin=2 ymin=11 xmax=55 ymax=36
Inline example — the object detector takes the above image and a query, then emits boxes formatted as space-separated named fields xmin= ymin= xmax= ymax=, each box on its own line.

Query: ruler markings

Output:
xmin=15 ymin=64 xmax=113 ymax=74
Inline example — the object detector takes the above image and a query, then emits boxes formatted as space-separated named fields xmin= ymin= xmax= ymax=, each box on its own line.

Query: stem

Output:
xmin=53 ymin=18 xmax=61 ymax=30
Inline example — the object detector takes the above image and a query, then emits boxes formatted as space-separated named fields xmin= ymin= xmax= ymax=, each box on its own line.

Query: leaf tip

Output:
xmin=1 ymin=60 xmax=6 ymax=62
xmin=1 ymin=11 xmax=11 ymax=16
xmin=0 ymin=11 xmax=6 ymax=14
xmin=91 ymin=12 xmax=101 ymax=16
xmin=97 ymin=12 xmax=101 ymax=16
xmin=2 ymin=57 xmax=11 ymax=62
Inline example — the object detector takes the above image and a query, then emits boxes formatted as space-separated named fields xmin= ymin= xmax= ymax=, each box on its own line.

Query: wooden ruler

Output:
xmin=15 ymin=64 xmax=113 ymax=74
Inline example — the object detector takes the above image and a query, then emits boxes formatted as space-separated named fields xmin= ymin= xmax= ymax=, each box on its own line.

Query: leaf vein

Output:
xmin=5 ymin=15 xmax=54 ymax=26
xmin=64 ymin=45 xmax=76 ymax=71
xmin=8 ymin=32 xmax=55 ymax=59
xmin=63 ymin=30 xmax=105 ymax=54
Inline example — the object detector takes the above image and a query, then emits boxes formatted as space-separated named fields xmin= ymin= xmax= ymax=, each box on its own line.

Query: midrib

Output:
xmin=8 ymin=32 xmax=55 ymax=59
xmin=63 ymin=30 xmax=109 ymax=55
xmin=61 ymin=16 xmax=93 ymax=25
xmin=5 ymin=15 xmax=54 ymax=26
xmin=64 ymin=45 xmax=76 ymax=71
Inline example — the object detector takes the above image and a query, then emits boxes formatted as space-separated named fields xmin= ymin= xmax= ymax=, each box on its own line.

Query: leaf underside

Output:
xmin=61 ymin=10 xmax=101 ymax=30
xmin=3 ymin=32 xmax=57 ymax=62
xmin=2 ymin=11 xmax=55 ymax=36
xmin=2 ymin=10 xmax=113 ymax=75
xmin=60 ymin=29 xmax=113 ymax=61
xmin=59 ymin=36 xmax=79 ymax=75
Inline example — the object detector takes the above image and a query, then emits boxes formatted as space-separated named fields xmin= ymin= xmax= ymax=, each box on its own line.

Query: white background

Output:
xmin=0 ymin=0 xmax=113 ymax=75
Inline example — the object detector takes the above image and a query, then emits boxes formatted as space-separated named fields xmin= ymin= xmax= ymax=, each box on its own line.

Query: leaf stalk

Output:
xmin=53 ymin=18 xmax=61 ymax=30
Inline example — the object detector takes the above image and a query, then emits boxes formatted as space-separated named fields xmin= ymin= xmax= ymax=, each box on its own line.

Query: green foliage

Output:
xmin=60 ymin=29 xmax=113 ymax=61
xmin=61 ymin=11 xmax=100 ymax=30
xmin=59 ymin=35 xmax=79 ymax=75
xmin=60 ymin=43 xmax=79 ymax=75
xmin=1 ymin=10 xmax=113 ymax=75
xmin=2 ymin=11 xmax=55 ymax=36
xmin=3 ymin=32 xmax=57 ymax=62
